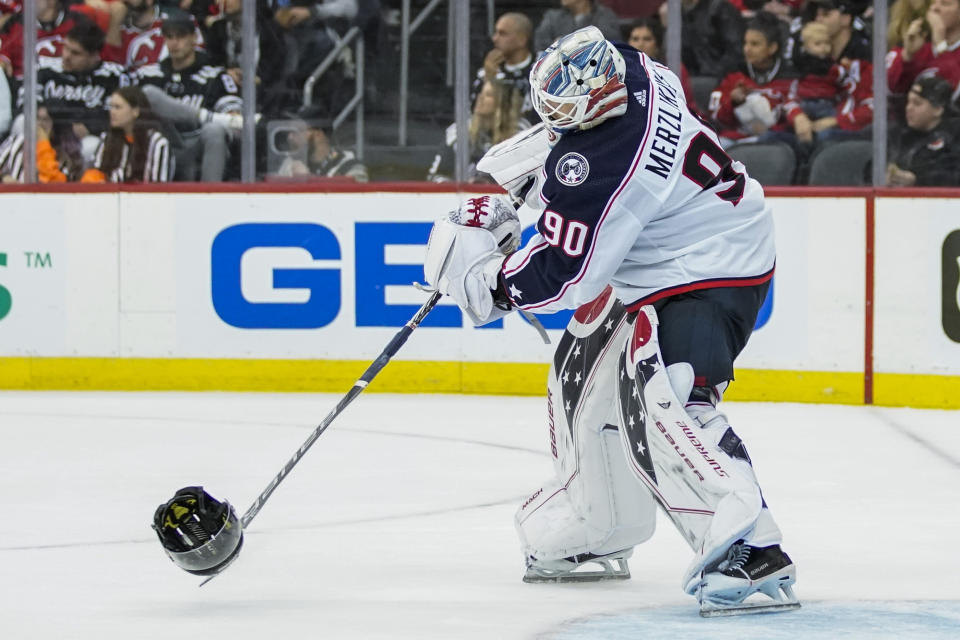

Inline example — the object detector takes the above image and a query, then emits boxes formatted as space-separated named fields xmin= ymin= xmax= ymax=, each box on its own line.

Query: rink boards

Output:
xmin=0 ymin=185 xmax=957 ymax=408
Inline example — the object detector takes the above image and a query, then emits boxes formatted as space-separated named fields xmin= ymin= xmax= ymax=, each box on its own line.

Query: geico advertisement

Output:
xmin=875 ymin=198 xmax=960 ymax=375
xmin=0 ymin=202 xmax=66 ymax=356
xmin=175 ymin=193 xmax=562 ymax=361
xmin=171 ymin=193 xmax=846 ymax=366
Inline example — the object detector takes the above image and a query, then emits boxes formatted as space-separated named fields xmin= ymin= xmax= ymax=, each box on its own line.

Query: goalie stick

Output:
xmin=196 ymin=290 xmax=442 ymax=586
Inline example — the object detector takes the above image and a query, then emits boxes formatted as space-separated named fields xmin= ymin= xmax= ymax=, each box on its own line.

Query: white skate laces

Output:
xmin=717 ymin=543 xmax=752 ymax=575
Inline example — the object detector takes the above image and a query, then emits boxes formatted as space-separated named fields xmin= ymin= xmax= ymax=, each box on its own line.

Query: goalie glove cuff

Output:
xmin=424 ymin=219 xmax=510 ymax=326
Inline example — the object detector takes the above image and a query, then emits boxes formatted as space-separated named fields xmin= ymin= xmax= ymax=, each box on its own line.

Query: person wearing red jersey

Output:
xmin=783 ymin=21 xmax=873 ymax=145
xmin=0 ymin=0 xmax=83 ymax=78
xmin=888 ymin=0 xmax=960 ymax=100
xmin=0 ymin=0 xmax=21 ymax=30
xmin=101 ymin=0 xmax=204 ymax=70
xmin=708 ymin=11 xmax=797 ymax=145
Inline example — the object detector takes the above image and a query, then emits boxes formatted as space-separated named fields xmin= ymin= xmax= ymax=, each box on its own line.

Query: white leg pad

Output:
xmin=617 ymin=306 xmax=765 ymax=595
xmin=516 ymin=428 xmax=657 ymax=565
xmin=516 ymin=290 xmax=657 ymax=572
xmin=685 ymin=402 xmax=784 ymax=550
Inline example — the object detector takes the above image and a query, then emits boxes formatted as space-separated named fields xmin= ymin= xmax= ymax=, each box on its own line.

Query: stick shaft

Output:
xmin=239 ymin=291 xmax=442 ymax=528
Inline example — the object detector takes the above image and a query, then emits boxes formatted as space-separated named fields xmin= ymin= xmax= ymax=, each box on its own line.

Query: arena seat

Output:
xmin=689 ymin=76 xmax=719 ymax=115
xmin=807 ymin=140 xmax=873 ymax=186
xmin=726 ymin=141 xmax=797 ymax=186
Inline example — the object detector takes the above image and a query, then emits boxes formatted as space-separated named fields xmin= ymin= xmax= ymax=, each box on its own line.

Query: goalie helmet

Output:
xmin=529 ymin=26 xmax=628 ymax=134
xmin=152 ymin=486 xmax=244 ymax=576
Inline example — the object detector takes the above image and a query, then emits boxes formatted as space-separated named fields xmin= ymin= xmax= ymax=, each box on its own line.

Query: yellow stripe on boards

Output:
xmin=0 ymin=357 xmax=956 ymax=409
xmin=873 ymin=373 xmax=960 ymax=409
xmin=727 ymin=369 xmax=864 ymax=405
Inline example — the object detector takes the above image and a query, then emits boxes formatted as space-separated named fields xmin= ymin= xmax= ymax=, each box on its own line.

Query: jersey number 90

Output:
xmin=542 ymin=210 xmax=590 ymax=257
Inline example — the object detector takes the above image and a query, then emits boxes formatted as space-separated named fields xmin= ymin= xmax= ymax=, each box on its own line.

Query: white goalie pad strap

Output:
xmin=476 ymin=124 xmax=553 ymax=210
xmin=424 ymin=218 xmax=508 ymax=326
xmin=618 ymin=306 xmax=763 ymax=595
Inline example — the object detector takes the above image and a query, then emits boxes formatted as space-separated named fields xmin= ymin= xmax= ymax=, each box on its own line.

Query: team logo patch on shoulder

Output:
xmin=556 ymin=152 xmax=590 ymax=186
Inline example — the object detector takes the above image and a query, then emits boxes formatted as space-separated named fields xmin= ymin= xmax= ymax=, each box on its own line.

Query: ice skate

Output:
xmin=696 ymin=542 xmax=800 ymax=617
xmin=523 ymin=549 xmax=632 ymax=583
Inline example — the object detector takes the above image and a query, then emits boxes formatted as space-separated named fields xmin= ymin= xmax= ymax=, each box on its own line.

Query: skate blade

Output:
xmin=523 ymin=568 xmax=631 ymax=583
xmin=700 ymin=582 xmax=800 ymax=617
xmin=523 ymin=558 xmax=630 ymax=583
xmin=700 ymin=599 xmax=800 ymax=617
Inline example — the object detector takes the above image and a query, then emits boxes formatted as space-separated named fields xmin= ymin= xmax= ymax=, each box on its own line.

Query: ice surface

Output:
xmin=0 ymin=392 xmax=958 ymax=639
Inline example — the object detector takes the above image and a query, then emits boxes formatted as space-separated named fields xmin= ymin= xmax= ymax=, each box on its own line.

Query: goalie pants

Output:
xmin=647 ymin=282 xmax=770 ymax=388
xmin=515 ymin=281 xmax=776 ymax=575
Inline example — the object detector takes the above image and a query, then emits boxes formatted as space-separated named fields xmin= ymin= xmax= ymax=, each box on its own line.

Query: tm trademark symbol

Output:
xmin=25 ymin=252 xmax=52 ymax=268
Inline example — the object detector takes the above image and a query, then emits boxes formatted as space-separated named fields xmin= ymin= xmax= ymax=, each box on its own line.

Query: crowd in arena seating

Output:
xmin=0 ymin=0 xmax=371 ymax=183
xmin=1 ymin=1 xmax=959 ymax=186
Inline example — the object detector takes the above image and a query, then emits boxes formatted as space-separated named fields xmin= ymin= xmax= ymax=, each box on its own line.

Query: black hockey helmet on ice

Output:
xmin=152 ymin=486 xmax=244 ymax=576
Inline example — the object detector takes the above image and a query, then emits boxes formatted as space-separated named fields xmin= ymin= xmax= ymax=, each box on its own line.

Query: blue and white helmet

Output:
xmin=529 ymin=26 xmax=628 ymax=134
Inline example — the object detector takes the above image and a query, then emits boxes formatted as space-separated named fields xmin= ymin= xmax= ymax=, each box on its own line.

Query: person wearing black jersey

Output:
xmin=136 ymin=11 xmax=245 ymax=181
xmin=30 ymin=19 xmax=131 ymax=165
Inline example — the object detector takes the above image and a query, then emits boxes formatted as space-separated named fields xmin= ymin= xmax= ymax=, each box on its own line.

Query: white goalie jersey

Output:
xmin=492 ymin=48 xmax=776 ymax=315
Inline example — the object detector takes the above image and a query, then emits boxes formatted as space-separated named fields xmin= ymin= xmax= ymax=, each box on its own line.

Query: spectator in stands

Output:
xmin=662 ymin=0 xmax=745 ymax=78
xmin=427 ymin=79 xmax=532 ymax=183
xmin=101 ymin=0 xmax=205 ymax=70
xmin=81 ymin=85 xmax=172 ymax=181
xmin=0 ymin=0 xmax=90 ymax=78
xmin=474 ymin=12 xmax=535 ymax=123
xmin=889 ymin=0 xmax=960 ymax=98
xmin=887 ymin=74 xmax=960 ymax=185
xmin=708 ymin=11 xmax=793 ymax=146
xmin=785 ymin=21 xmax=873 ymax=145
xmin=31 ymin=19 xmax=130 ymax=163
xmin=0 ymin=105 xmax=85 ymax=182
xmin=783 ymin=0 xmax=872 ymax=65
xmin=162 ymin=0 xmax=218 ymax=32
xmin=137 ymin=11 xmax=244 ymax=181
xmin=534 ymin=0 xmax=621 ymax=54
xmin=273 ymin=106 xmax=367 ymax=181
xmin=206 ymin=0 xmax=289 ymax=117
xmin=272 ymin=0 xmax=358 ymax=83
xmin=888 ymin=0 xmax=931 ymax=49
xmin=810 ymin=0 xmax=872 ymax=61
xmin=624 ymin=17 xmax=699 ymax=114
xmin=0 ymin=1 xmax=20 ymax=31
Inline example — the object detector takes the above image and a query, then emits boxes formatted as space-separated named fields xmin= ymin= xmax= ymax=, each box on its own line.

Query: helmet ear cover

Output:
xmin=152 ymin=486 xmax=244 ymax=576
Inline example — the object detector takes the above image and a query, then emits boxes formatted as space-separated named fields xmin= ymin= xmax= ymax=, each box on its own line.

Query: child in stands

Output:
xmin=783 ymin=21 xmax=873 ymax=145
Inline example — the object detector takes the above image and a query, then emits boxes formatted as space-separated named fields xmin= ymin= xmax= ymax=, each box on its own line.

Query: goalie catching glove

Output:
xmin=424 ymin=194 xmax=520 ymax=326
